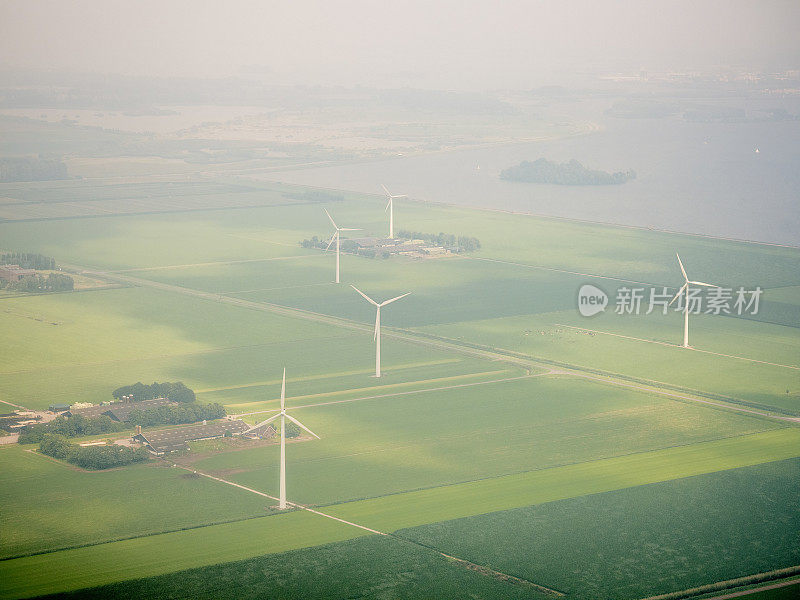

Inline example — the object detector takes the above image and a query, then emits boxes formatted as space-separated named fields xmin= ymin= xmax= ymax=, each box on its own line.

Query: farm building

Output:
xmin=69 ymin=398 xmax=175 ymax=421
xmin=133 ymin=419 xmax=251 ymax=454
xmin=0 ymin=265 xmax=35 ymax=282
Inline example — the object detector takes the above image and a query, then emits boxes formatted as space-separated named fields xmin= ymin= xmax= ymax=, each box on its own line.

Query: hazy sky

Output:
xmin=1 ymin=0 xmax=799 ymax=88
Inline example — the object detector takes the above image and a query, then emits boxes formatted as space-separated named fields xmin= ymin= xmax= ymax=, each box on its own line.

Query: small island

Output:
xmin=500 ymin=158 xmax=636 ymax=186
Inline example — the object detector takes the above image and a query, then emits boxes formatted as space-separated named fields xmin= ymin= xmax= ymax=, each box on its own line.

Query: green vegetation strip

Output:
xmin=0 ymin=511 xmax=366 ymax=600
xmin=2 ymin=428 xmax=798 ymax=599
xmin=324 ymin=428 xmax=800 ymax=531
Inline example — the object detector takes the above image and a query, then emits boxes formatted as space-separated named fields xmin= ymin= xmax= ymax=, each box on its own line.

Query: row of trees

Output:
xmin=0 ymin=273 xmax=74 ymax=293
xmin=19 ymin=414 xmax=128 ymax=444
xmin=0 ymin=253 xmax=56 ymax=270
xmin=500 ymin=158 xmax=636 ymax=186
xmin=39 ymin=434 xmax=149 ymax=470
xmin=112 ymin=381 xmax=196 ymax=403
xmin=395 ymin=230 xmax=481 ymax=253
xmin=127 ymin=402 xmax=226 ymax=427
xmin=0 ymin=157 xmax=68 ymax=182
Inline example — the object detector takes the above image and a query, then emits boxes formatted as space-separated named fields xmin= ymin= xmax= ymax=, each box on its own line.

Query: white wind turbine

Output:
xmin=324 ymin=209 xmax=360 ymax=284
xmin=381 ymin=184 xmax=406 ymax=239
xmin=351 ymin=286 xmax=410 ymax=377
xmin=669 ymin=253 xmax=718 ymax=348
xmin=244 ymin=368 xmax=319 ymax=510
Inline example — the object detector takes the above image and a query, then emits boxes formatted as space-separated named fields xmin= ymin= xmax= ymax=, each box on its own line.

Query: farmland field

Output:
xmin=24 ymin=458 xmax=800 ymax=600
xmin=0 ymin=176 xmax=798 ymax=600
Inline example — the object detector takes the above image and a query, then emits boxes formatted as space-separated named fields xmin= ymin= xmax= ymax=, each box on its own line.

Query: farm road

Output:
xmin=71 ymin=265 xmax=800 ymax=425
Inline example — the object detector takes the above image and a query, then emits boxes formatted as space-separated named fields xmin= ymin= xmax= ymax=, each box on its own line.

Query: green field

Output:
xmin=397 ymin=457 xmax=800 ymax=600
xmin=0 ymin=177 xmax=799 ymax=599
xmin=0 ymin=446 xmax=273 ymax=560
xmin=27 ymin=459 xmax=800 ymax=600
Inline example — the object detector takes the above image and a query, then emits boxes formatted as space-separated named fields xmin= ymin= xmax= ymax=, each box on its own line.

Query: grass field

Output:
xmin=27 ymin=459 xmax=800 ymax=600
xmin=36 ymin=535 xmax=550 ymax=600
xmin=397 ymin=457 xmax=800 ymax=600
xmin=195 ymin=375 xmax=787 ymax=506
xmin=2 ymin=428 xmax=797 ymax=599
xmin=0 ymin=446 xmax=277 ymax=560
xmin=0 ymin=179 xmax=798 ymax=599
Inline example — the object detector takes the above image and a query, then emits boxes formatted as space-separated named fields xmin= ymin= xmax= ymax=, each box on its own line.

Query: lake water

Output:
xmin=259 ymin=115 xmax=800 ymax=246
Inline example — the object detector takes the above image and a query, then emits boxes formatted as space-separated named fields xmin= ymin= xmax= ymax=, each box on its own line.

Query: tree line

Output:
xmin=112 ymin=381 xmax=196 ymax=403
xmin=128 ymin=402 xmax=226 ymax=427
xmin=39 ymin=434 xmax=149 ymax=470
xmin=0 ymin=272 xmax=74 ymax=293
xmin=394 ymin=230 xmax=481 ymax=253
xmin=500 ymin=158 xmax=636 ymax=186
xmin=1 ymin=253 xmax=57 ymax=270
xmin=19 ymin=414 xmax=128 ymax=444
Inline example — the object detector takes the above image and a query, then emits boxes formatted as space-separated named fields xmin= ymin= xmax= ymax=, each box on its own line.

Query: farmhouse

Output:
xmin=69 ymin=398 xmax=175 ymax=421
xmin=0 ymin=264 xmax=35 ymax=282
xmin=133 ymin=419 xmax=252 ymax=454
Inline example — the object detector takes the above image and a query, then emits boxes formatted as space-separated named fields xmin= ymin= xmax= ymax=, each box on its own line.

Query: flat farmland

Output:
xmin=194 ymin=375 xmax=785 ymax=506
xmin=31 ymin=459 xmax=800 ymax=600
xmin=0 ymin=445 xmax=271 ymax=560
xmin=3 ymin=427 xmax=797 ymax=599
xmin=398 ymin=457 xmax=800 ymax=600
xmin=0 ymin=285 xmax=484 ymax=411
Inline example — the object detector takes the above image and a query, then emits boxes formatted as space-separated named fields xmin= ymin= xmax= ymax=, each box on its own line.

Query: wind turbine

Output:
xmin=351 ymin=286 xmax=410 ymax=377
xmin=244 ymin=368 xmax=319 ymax=510
xmin=324 ymin=209 xmax=360 ymax=284
xmin=669 ymin=253 xmax=718 ymax=348
xmin=381 ymin=184 xmax=406 ymax=239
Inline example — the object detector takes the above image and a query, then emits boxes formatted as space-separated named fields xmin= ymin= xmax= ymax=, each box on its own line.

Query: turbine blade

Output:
xmin=393 ymin=194 xmax=407 ymax=199
xmin=324 ymin=208 xmax=338 ymax=230
xmin=385 ymin=198 xmax=391 ymax=212
xmin=245 ymin=412 xmax=280 ymax=433
xmin=340 ymin=228 xmax=361 ymax=231
xmin=381 ymin=184 xmax=391 ymax=197
xmin=280 ymin=367 xmax=286 ymax=412
xmin=351 ymin=285 xmax=379 ymax=306
xmin=285 ymin=414 xmax=320 ymax=439
xmin=380 ymin=292 xmax=411 ymax=306
xmin=325 ymin=232 xmax=336 ymax=251
xmin=374 ymin=308 xmax=379 ymax=341
xmin=690 ymin=280 xmax=717 ymax=288
xmin=676 ymin=253 xmax=688 ymax=281
xmin=669 ymin=283 xmax=687 ymax=306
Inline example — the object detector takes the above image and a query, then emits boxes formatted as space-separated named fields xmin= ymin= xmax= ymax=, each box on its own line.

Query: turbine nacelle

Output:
xmin=351 ymin=285 xmax=410 ymax=376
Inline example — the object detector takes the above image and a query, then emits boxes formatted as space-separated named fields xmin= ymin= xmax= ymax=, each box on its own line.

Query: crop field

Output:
xmin=25 ymin=458 xmax=799 ymax=600
xmin=0 ymin=181 xmax=798 ymax=599
xmin=196 ymin=376 xmax=788 ymax=506
xmin=36 ymin=535 xmax=550 ymax=600
xmin=0 ymin=445 xmax=272 ymax=560
xmin=397 ymin=457 xmax=800 ymax=600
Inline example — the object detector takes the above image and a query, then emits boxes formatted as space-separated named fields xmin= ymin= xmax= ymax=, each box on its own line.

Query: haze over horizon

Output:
xmin=1 ymin=0 xmax=799 ymax=90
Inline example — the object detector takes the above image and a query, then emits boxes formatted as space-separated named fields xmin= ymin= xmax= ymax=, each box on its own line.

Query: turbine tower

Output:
xmin=351 ymin=286 xmax=410 ymax=377
xmin=244 ymin=368 xmax=319 ymax=510
xmin=669 ymin=253 xmax=718 ymax=348
xmin=324 ymin=209 xmax=360 ymax=284
xmin=381 ymin=184 xmax=406 ymax=239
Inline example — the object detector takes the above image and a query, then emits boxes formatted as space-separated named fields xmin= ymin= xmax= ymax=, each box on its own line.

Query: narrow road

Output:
xmin=70 ymin=265 xmax=799 ymax=425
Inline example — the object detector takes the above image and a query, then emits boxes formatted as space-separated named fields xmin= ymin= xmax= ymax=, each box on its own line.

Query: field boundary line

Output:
xmin=69 ymin=265 xmax=799 ymax=422
xmin=112 ymin=254 xmax=324 ymax=273
xmin=637 ymin=564 xmax=800 ymax=600
xmin=230 ymin=371 xmax=531 ymax=417
xmin=464 ymin=255 xmax=655 ymax=286
xmin=555 ymin=323 xmax=800 ymax=371
xmin=171 ymin=462 xmax=564 ymax=595
xmin=199 ymin=358 xmax=463 ymax=394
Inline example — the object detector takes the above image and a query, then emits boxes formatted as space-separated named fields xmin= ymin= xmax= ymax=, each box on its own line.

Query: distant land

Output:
xmin=500 ymin=158 xmax=636 ymax=186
